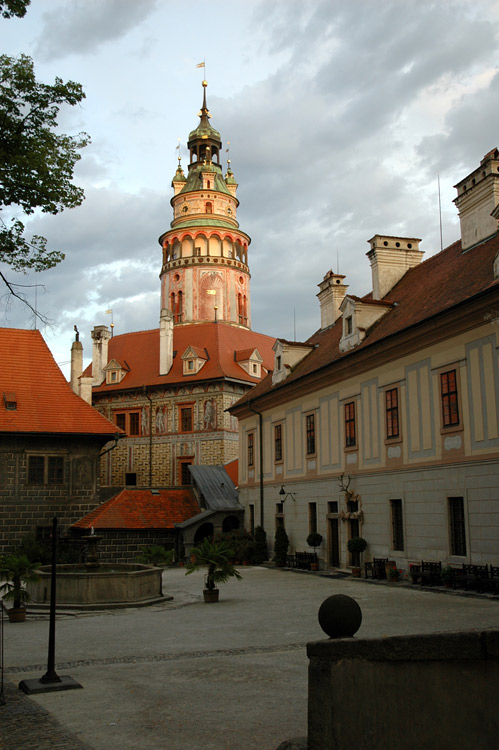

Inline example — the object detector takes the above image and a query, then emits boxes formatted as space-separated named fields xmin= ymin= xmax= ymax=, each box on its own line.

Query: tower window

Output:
xmin=206 ymin=202 xmax=213 ymax=214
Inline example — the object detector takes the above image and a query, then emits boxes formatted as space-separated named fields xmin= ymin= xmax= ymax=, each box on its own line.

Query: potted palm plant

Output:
xmin=347 ymin=536 xmax=367 ymax=576
xmin=0 ymin=554 xmax=41 ymax=622
xmin=185 ymin=538 xmax=242 ymax=602
xmin=306 ymin=532 xmax=323 ymax=570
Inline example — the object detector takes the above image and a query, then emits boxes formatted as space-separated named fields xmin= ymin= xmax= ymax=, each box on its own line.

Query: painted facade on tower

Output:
xmin=71 ymin=83 xmax=275 ymax=489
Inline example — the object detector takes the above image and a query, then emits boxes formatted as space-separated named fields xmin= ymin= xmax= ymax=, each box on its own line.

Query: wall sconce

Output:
xmin=279 ymin=485 xmax=296 ymax=503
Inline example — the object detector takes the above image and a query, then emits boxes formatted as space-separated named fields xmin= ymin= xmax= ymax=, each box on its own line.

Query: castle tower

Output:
xmin=158 ymin=81 xmax=252 ymax=328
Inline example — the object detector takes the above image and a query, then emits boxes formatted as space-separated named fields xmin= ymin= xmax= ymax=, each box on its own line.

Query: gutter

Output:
xmin=143 ymin=386 xmax=153 ymax=488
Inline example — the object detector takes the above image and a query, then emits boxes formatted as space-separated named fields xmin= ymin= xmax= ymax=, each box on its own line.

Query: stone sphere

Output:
xmin=318 ymin=594 xmax=362 ymax=638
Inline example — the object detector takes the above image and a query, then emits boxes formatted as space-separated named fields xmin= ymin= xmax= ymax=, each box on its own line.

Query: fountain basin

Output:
xmin=28 ymin=563 xmax=164 ymax=609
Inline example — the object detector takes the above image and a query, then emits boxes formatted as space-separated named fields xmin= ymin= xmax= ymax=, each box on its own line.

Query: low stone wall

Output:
xmin=307 ymin=629 xmax=499 ymax=750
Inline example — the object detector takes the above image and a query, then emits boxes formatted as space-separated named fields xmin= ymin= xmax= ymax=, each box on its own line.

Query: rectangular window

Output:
xmin=385 ymin=388 xmax=399 ymax=438
xmin=180 ymin=406 xmax=193 ymax=432
xmin=247 ymin=433 xmax=254 ymax=467
xmin=28 ymin=455 xmax=64 ymax=485
xmin=390 ymin=499 xmax=404 ymax=551
xmin=129 ymin=412 xmax=140 ymax=436
xmin=441 ymin=370 xmax=459 ymax=427
xmin=309 ymin=502 xmax=317 ymax=534
xmin=274 ymin=424 xmax=282 ymax=462
xmin=125 ymin=472 xmax=137 ymax=486
xmin=346 ymin=316 xmax=353 ymax=335
xmin=47 ymin=456 xmax=64 ymax=485
xmin=345 ymin=402 xmax=356 ymax=447
xmin=449 ymin=497 xmax=467 ymax=556
xmin=116 ymin=413 xmax=126 ymax=432
xmin=328 ymin=501 xmax=338 ymax=514
xmin=28 ymin=455 xmax=44 ymax=484
xmin=180 ymin=461 xmax=192 ymax=485
xmin=306 ymin=414 xmax=316 ymax=455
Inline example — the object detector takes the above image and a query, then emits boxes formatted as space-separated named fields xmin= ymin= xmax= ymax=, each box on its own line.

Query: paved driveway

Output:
xmin=2 ymin=567 xmax=499 ymax=750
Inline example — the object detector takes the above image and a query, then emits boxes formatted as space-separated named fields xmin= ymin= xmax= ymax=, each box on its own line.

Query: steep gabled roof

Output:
xmin=86 ymin=322 xmax=275 ymax=393
xmin=232 ymin=234 xmax=499 ymax=407
xmin=188 ymin=465 xmax=242 ymax=510
xmin=72 ymin=488 xmax=200 ymax=529
xmin=0 ymin=328 xmax=119 ymax=436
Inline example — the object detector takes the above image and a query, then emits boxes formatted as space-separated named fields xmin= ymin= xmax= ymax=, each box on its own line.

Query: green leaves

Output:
xmin=0 ymin=53 xmax=89 ymax=274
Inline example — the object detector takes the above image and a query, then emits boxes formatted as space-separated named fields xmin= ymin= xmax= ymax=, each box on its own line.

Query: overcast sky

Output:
xmin=2 ymin=0 xmax=499 ymax=376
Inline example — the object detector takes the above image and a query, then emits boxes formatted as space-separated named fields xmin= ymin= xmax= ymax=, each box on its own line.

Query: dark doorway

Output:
xmin=222 ymin=516 xmax=240 ymax=533
xmin=193 ymin=522 xmax=214 ymax=545
xmin=328 ymin=518 xmax=340 ymax=567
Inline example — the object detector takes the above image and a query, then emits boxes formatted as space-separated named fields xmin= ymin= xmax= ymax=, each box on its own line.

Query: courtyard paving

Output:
xmin=1 ymin=566 xmax=499 ymax=750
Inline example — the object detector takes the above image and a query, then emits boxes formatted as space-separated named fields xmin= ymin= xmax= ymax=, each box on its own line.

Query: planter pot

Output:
xmin=203 ymin=589 xmax=219 ymax=603
xmin=310 ymin=562 xmax=319 ymax=571
xmin=351 ymin=567 xmax=362 ymax=578
xmin=7 ymin=606 xmax=26 ymax=623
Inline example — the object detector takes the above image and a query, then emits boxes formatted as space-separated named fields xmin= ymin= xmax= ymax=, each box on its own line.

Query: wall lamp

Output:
xmin=279 ymin=485 xmax=296 ymax=503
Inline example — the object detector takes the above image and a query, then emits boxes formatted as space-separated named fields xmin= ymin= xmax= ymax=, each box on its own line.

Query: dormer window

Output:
xmin=181 ymin=346 xmax=208 ymax=375
xmin=346 ymin=316 xmax=353 ymax=335
xmin=3 ymin=392 xmax=17 ymax=410
xmin=104 ymin=359 xmax=129 ymax=385
xmin=235 ymin=348 xmax=264 ymax=379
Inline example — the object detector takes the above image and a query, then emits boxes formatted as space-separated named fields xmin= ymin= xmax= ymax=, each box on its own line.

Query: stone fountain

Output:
xmin=28 ymin=531 xmax=165 ymax=609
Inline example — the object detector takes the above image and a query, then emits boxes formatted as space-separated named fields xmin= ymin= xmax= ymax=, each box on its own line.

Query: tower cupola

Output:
xmin=158 ymin=82 xmax=252 ymax=329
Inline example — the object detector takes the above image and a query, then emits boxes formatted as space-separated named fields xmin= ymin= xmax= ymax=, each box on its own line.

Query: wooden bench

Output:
xmin=410 ymin=561 xmax=442 ymax=586
xmin=286 ymin=552 xmax=317 ymax=570
xmin=456 ymin=564 xmax=491 ymax=591
xmin=364 ymin=557 xmax=389 ymax=580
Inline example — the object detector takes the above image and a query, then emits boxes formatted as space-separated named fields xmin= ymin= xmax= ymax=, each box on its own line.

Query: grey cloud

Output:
xmin=34 ymin=0 xmax=158 ymax=61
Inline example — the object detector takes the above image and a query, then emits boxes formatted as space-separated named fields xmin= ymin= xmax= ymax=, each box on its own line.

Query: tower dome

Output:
xmin=158 ymin=83 xmax=251 ymax=329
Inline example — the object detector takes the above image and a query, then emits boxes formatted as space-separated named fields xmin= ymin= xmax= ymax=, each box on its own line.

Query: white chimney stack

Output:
xmin=159 ymin=308 xmax=174 ymax=375
xmin=367 ymin=235 xmax=423 ymax=301
xmin=91 ymin=325 xmax=111 ymax=386
xmin=317 ymin=271 xmax=348 ymax=329
xmin=454 ymin=147 xmax=499 ymax=251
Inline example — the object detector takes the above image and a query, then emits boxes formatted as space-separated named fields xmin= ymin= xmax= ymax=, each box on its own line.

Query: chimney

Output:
xmin=367 ymin=235 xmax=423 ymax=300
xmin=317 ymin=271 xmax=348 ymax=329
xmin=91 ymin=325 xmax=111 ymax=386
xmin=454 ymin=147 xmax=499 ymax=251
xmin=70 ymin=338 xmax=83 ymax=395
xmin=159 ymin=308 xmax=174 ymax=375
xmin=79 ymin=376 xmax=93 ymax=404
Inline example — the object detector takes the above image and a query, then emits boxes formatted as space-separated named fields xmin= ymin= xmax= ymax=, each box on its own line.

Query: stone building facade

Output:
xmin=230 ymin=148 xmax=499 ymax=571
xmin=0 ymin=328 xmax=120 ymax=553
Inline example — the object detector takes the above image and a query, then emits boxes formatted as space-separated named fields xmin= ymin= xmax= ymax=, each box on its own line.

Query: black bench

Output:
xmin=364 ymin=557 xmax=389 ymax=580
xmin=411 ymin=561 xmax=442 ymax=586
xmin=286 ymin=552 xmax=317 ymax=570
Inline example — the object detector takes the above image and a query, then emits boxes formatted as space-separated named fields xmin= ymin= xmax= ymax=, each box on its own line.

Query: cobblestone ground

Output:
xmin=0 ymin=678 xmax=93 ymax=750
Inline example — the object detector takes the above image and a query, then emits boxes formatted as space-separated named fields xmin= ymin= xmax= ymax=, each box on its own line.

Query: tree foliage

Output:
xmin=0 ymin=53 xmax=89 ymax=278
xmin=0 ymin=0 xmax=30 ymax=19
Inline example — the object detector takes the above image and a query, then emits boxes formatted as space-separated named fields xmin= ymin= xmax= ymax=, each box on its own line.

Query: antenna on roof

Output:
xmin=293 ymin=307 xmax=296 ymax=341
xmin=438 ymin=173 xmax=443 ymax=252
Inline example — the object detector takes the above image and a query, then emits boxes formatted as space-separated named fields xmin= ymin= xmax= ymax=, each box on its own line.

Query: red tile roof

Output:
xmin=224 ymin=459 xmax=238 ymax=487
xmin=234 ymin=234 xmax=499 ymax=405
xmin=86 ymin=322 xmax=275 ymax=393
xmin=0 ymin=328 xmax=120 ymax=436
xmin=72 ymin=488 xmax=200 ymax=529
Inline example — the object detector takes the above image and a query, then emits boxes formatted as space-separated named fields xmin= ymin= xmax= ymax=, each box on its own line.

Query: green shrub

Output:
xmin=273 ymin=525 xmax=289 ymax=566
xmin=253 ymin=526 xmax=268 ymax=564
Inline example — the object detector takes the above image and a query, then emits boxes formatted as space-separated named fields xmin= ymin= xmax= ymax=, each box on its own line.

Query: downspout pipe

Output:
xmin=143 ymin=386 xmax=153 ymax=488
xmin=248 ymin=402 xmax=264 ymax=531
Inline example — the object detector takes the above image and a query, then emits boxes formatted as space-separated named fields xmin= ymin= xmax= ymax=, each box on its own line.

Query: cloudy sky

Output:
xmin=2 ymin=0 xmax=499 ymax=376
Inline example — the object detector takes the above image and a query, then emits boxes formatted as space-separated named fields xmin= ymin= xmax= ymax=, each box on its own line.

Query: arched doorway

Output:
xmin=193 ymin=522 xmax=214 ymax=545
